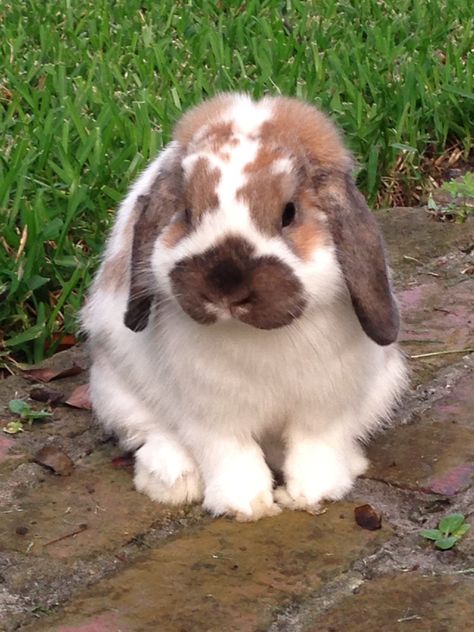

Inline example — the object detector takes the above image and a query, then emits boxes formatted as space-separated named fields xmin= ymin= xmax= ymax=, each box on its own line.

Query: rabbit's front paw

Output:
xmin=204 ymin=487 xmax=281 ymax=522
xmin=202 ymin=454 xmax=280 ymax=521
xmin=134 ymin=436 xmax=203 ymax=505
xmin=275 ymin=441 xmax=367 ymax=513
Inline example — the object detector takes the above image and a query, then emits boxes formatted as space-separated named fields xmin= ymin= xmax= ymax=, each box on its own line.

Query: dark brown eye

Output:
xmin=282 ymin=202 xmax=296 ymax=228
xmin=184 ymin=208 xmax=192 ymax=224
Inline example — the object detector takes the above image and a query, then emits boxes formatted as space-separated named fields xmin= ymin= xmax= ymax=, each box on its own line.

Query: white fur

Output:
xmin=82 ymin=95 xmax=407 ymax=520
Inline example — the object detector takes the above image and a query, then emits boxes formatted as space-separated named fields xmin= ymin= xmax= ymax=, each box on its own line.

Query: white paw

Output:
xmin=348 ymin=449 xmax=369 ymax=477
xmin=235 ymin=491 xmax=282 ymax=522
xmin=202 ymin=451 xmax=280 ymax=521
xmin=276 ymin=441 xmax=367 ymax=512
xmin=134 ymin=436 xmax=203 ymax=505
xmin=204 ymin=487 xmax=281 ymax=522
xmin=273 ymin=487 xmax=326 ymax=515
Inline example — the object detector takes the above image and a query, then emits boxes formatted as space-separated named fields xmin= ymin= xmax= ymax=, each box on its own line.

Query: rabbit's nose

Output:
xmin=207 ymin=259 xmax=247 ymax=297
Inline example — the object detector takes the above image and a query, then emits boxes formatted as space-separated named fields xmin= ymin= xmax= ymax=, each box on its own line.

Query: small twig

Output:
xmin=403 ymin=255 xmax=424 ymax=265
xmin=44 ymin=523 xmax=87 ymax=546
xmin=410 ymin=348 xmax=474 ymax=360
xmin=402 ymin=255 xmax=441 ymax=277
xmin=397 ymin=614 xmax=422 ymax=623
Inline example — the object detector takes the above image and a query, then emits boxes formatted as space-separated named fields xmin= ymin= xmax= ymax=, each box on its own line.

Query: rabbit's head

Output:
xmin=124 ymin=94 xmax=399 ymax=345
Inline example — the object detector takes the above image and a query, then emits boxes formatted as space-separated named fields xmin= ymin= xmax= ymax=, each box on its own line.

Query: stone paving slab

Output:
xmin=24 ymin=507 xmax=390 ymax=632
xmin=380 ymin=209 xmax=473 ymax=384
xmin=2 ymin=447 xmax=162 ymax=560
xmin=378 ymin=207 xmax=472 ymax=275
xmin=366 ymin=359 xmax=474 ymax=496
xmin=398 ymin=280 xmax=474 ymax=384
xmin=305 ymin=573 xmax=474 ymax=632
xmin=0 ymin=208 xmax=473 ymax=631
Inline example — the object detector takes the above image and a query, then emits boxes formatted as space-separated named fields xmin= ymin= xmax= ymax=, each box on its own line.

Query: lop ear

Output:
xmin=321 ymin=174 xmax=399 ymax=346
xmin=124 ymin=148 xmax=184 ymax=332
xmin=123 ymin=194 xmax=157 ymax=332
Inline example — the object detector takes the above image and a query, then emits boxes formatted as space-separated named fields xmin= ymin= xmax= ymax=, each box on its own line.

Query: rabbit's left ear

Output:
xmin=321 ymin=174 xmax=399 ymax=346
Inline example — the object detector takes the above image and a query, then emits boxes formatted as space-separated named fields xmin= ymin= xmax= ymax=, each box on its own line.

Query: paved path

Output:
xmin=0 ymin=208 xmax=473 ymax=631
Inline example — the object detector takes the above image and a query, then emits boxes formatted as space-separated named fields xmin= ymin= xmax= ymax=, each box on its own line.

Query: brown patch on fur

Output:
xmin=260 ymin=97 xmax=353 ymax=170
xmin=286 ymin=187 xmax=331 ymax=259
xmin=187 ymin=121 xmax=239 ymax=164
xmin=237 ymin=163 xmax=299 ymax=234
xmin=99 ymin=253 xmax=128 ymax=290
xmin=98 ymin=197 xmax=146 ymax=291
xmin=184 ymin=157 xmax=221 ymax=219
xmin=244 ymin=144 xmax=287 ymax=174
xmin=161 ymin=220 xmax=188 ymax=248
xmin=174 ymin=95 xmax=235 ymax=149
xmin=288 ymin=223 xmax=327 ymax=261
xmin=201 ymin=122 xmax=235 ymax=151
xmin=170 ymin=235 xmax=306 ymax=330
xmin=237 ymin=145 xmax=333 ymax=253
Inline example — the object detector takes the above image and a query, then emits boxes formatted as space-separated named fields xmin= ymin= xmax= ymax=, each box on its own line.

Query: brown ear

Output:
xmin=123 ymin=194 xmax=158 ymax=331
xmin=321 ymin=174 xmax=399 ymax=346
xmin=124 ymin=156 xmax=184 ymax=332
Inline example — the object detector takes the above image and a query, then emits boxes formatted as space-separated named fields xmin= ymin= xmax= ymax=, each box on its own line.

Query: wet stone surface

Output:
xmin=306 ymin=573 xmax=474 ymax=632
xmin=366 ymin=357 xmax=474 ymax=495
xmin=0 ymin=208 xmax=473 ymax=631
xmin=23 ymin=508 xmax=389 ymax=632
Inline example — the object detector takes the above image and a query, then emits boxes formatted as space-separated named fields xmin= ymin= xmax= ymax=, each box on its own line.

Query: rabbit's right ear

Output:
xmin=123 ymin=194 xmax=156 ymax=332
xmin=124 ymin=152 xmax=184 ymax=332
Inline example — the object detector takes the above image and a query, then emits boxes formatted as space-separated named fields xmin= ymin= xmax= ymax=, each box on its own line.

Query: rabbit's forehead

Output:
xmin=182 ymin=124 xmax=299 ymax=234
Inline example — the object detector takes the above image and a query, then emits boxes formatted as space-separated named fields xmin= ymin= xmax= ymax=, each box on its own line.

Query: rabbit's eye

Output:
xmin=184 ymin=208 xmax=192 ymax=224
xmin=282 ymin=202 xmax=296 ymax=228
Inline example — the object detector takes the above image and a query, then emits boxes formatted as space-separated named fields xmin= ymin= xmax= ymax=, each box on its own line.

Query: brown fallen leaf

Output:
xmin=111 ymin=453 xmax=135 ymax=469
xmin=34 ymin=446 xmax=74 ymax=476
xmin=354 ymin=504 xmax=382 ymax=530
xmin=29 ymin=386 xmax=65 ymax=406
xmin=65 ymin=384 xmax=92 ymax=410
xmin=44 ymin=333 xmax=78 ymax=352
xmin=22 ymin=364 xmax=84 ymax=383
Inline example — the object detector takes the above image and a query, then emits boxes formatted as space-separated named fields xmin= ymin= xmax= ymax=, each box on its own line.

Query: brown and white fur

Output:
xmin=82 ymin=94 xmax=407 ymax=521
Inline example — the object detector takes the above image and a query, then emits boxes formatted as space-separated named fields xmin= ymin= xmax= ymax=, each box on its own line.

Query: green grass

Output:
xmin=1 ymin=0 xmax=473 ymax=364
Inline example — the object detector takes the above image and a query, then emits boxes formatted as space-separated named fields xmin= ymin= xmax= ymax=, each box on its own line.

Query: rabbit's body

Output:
xmin=82 ymin=94 xmax=406 ymax=520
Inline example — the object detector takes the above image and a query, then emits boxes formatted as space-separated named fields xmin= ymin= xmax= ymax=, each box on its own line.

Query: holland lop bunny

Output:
xmin=82 ymin=93 xmax=406 ymax=521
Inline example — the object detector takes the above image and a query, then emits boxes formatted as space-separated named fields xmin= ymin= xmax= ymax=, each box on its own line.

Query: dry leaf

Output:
xmin=29 ymin=387 xmax=65 ymax=406
xmin=111 ymin=453 xmax=135 ymax=469
xmin=65 ymin=384 xmax=92 ymax=410
xmin=34 ymin=446 xmax=74 ymax=476
xmin=22 ymin=364 xmax=84 ymax=383
xmin=44 ymin=334 xmax=78 ymax=352
xmin=354 ymin=504 xmax=382 ymax=530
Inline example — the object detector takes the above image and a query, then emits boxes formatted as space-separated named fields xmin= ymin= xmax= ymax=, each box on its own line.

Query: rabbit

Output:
xmin=81 ymin=93 xmax=407 ymax=521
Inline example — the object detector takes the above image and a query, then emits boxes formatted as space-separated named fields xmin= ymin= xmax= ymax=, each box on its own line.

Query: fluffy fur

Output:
xmin=82 ymin=93 xmax=407 ymax=521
